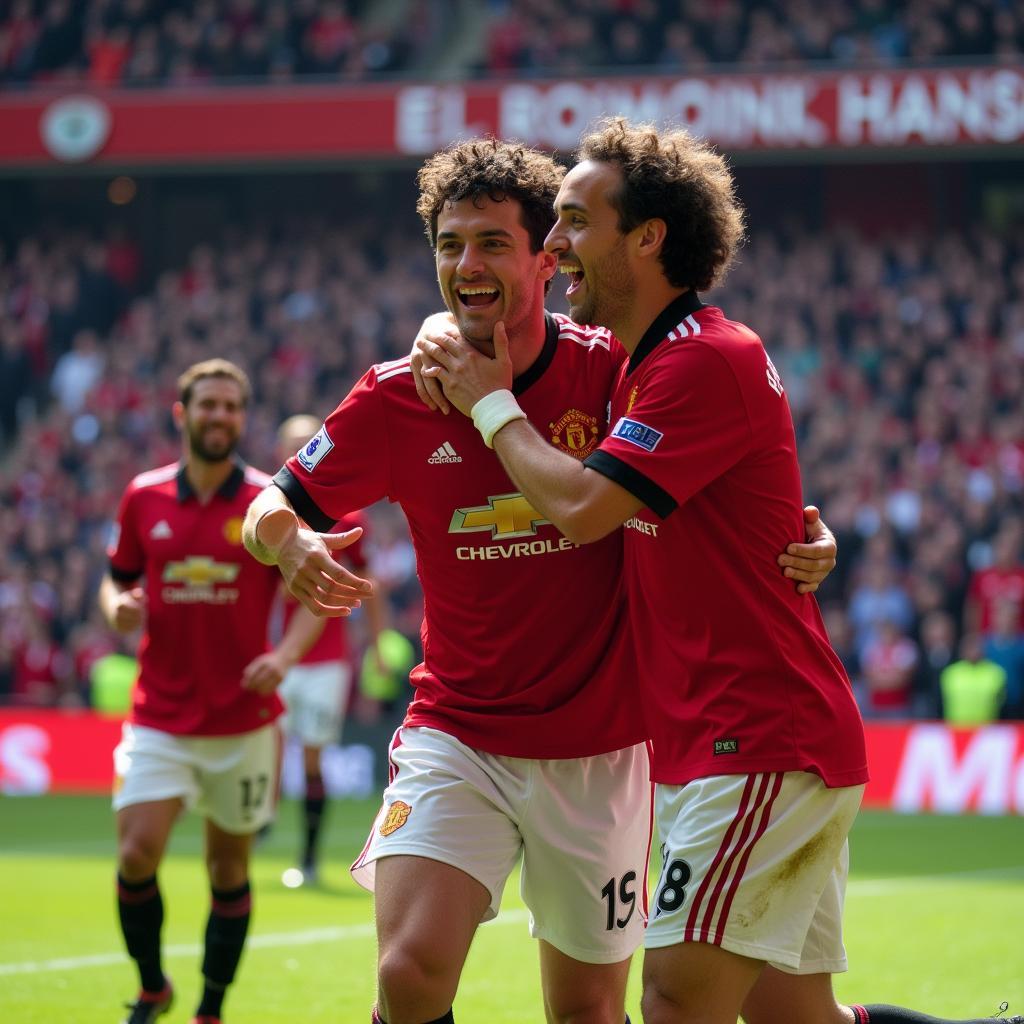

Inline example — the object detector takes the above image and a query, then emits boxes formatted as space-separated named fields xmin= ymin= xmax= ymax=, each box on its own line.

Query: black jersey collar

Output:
xmin=511 ymin=312 xmax=560 ymax=397
xmin=627 ymin=290 xmax=705 ymax=375
xmin=176 ymin=460 xmax=246 ymax=503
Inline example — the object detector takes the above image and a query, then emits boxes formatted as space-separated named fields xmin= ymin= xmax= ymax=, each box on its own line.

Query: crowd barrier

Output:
xmin=1 ymin=709 xmax=1021 ymax=814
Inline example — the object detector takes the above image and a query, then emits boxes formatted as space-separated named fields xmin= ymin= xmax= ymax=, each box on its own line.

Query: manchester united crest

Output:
xmin=379 ymin=800 xmax=412 ymax=836
xmin=549 ymin=409 xmax=600 ymax=460
xmin=626 ymin=385 xmax=640 ymax=414
xmin=223 ymin=516 xmax=244 ymax=545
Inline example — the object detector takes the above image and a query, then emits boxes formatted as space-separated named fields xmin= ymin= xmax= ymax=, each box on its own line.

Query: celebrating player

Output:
xmin=419 ymin=120 xmax=1021 ymax=1024
xmin=243 ymin=141 xmax=836 ymax=1024
xmin=100 ymin=360 xmax=366 ymax=1024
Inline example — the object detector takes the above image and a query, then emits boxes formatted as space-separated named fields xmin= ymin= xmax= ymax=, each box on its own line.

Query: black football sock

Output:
xmin=197 ymin=881 xmax=251 ymax=1018
xmin=117 ymin=872 xmax=166 ymax=993
xmin=302 ymin=772 xmax=326 ymax=867
xmin=853 ymin=1005 xmax=1006 ymax=1023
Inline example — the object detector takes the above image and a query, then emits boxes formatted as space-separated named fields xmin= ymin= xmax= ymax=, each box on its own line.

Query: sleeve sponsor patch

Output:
xmin=611 ymin=417 xmax=663 ymax=452
xmin=296 ymin=425 xmax=334 ymax=472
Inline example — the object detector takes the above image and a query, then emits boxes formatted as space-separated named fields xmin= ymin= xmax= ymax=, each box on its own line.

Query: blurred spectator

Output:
xmin=940 ymin=633 xmax=1006 ymax=724
xmin=914 ymin=610 xmax=957 ymax=718
xmin=965 ymin=526 xmax=1024 ymax=635
xmin=860 ymin=619 xmax=919 ymax=718
xmin=982 ymin=600 xmax=1024 ymax=720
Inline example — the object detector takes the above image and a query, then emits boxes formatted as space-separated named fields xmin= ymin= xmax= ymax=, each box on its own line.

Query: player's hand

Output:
xmin=411 ymin=312 xmax=459 ymax=415
xmin=111 ymin=587 xmax=147 ymax=633
xmin=241 ymin=651 xmax=288 ymax=695
xmin=277 ymin=526 xmax=373 ymax=617
xmin=421 ymin=320 xmax=514 ymax=418
xmin=778 ymin=506 xmax=838 ymax=595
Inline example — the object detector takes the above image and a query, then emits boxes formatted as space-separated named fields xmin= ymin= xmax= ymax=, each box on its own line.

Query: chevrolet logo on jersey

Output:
xmin=449 ymin=493 xmax=551 ymax=540
xmin=162 ymin=557 xmax=240 ymax=586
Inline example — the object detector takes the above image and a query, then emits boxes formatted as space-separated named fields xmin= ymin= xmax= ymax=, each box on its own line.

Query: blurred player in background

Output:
xmin=421 ymin=120 xmax=1021 ymax=1024
xmin=98 ymin=359 xmax=362 ymax=1024
xmin=274 ymin=414 xmax=383 ymax=888
xmin=243 ymin=140 xmax=837 ymax=1024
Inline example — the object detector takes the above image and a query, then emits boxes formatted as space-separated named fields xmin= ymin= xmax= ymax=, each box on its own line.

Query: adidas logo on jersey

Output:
xmin=150 ymin=520 xmax=173 ymax=539
xmin=428 ymin=442 xmax=462 ymax=464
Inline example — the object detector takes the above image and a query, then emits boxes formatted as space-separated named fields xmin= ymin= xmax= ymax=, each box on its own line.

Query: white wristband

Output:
xmin=471 ymin=389 xmax=527 ymax=449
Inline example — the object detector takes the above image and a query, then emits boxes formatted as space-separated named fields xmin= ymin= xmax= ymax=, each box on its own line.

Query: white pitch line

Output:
xmin=0 ymin=910 xmax=530 ymax=978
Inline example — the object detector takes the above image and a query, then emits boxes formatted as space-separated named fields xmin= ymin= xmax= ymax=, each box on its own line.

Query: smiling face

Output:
xmin=435 ymin=194 xmax=555 ymax=352
xmin=175 ymin=376 xmax=246 ymax=464
xmin=546 ymin=160 xmax=636 ymax=336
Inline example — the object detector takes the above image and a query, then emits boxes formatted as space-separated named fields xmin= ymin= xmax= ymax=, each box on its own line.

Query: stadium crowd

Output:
xmin=1 ymin=208 xmax=1022 ymax=722
xmin=2 ymin=0 xmax=1023 ymax=86
xmin=480 ymin=0 xmax=1024 ymax=75
xmin=0 ymin=0 xmax=447 ymax=85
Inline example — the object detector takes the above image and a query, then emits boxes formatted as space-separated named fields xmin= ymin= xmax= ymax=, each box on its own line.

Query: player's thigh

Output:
xmin=375 ymin=855 xmax=490 ymax=974
xmin=522 ymin=742 xmax=653 ymax=965
xmin=538 ymin=941 xmax=631 ymax=1024
xmin=351 ymin=728 xmax=524 ymax=920
xmin=642 ymin=939 xmax=763 ymax=1024
xmin=113 ymin=723 xmax=200 ymax=813
xmin=646 ymin=773 xmax=861 ymax=973
xmin=194 ymin=725 xmax=277 ymax=834
xmin=741 ymin=967 xmax=850 ymax=1024
xmin=116 ymin=796 xmax=183 ymax=877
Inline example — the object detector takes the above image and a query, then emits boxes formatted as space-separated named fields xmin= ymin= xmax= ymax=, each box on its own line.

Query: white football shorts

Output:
xmin=277 ymin=660 xmax=352 ymax=748
xmin=645 ymin=771 xmax=864 ymax=974
xmin=351 ymin=726 xmax=654 ymax=965
xmin=112 ymin=722 xmax=278 ymax=835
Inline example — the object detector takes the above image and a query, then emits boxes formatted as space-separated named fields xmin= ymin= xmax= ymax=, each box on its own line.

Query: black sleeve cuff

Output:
xmin=109 ymin=564 xmax=142 ymax=584
xmin=273 ymin=466 xmax=337 ymax=534
xmin=584 ymin=450 xmax=677 ymax=519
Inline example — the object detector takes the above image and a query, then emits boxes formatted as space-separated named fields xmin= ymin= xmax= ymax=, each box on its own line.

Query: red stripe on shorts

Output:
xmin=696 ymin=773 xmax=774 ymax=943
xmin=640 ymin=741 xmax=656 ymax=924
xmin=712 ymin=771 xmax=784 ymax=945
xmin=683 ymin=773 xmax=757 ymax=941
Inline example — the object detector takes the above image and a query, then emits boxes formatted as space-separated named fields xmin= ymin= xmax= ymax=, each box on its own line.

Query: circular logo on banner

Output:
xmin=40 ymin=95 xmax=112 ymax=163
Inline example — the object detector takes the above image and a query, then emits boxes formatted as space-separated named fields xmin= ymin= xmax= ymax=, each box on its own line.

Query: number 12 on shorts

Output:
xmin=653 ymin=857 xmax=691 ymax=917
xmin=600 ymin=871 xmax=638 ymax=931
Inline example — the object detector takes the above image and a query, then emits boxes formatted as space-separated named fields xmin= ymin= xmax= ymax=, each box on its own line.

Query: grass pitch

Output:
xmin=1 ymin=796 xmax=1021 ymax=1022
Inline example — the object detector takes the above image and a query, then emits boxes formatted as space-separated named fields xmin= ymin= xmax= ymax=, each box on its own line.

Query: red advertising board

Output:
xmin=1 ymin=709 xmax=1022 ymax=813
xmin=1 ymin=66 xmax=1021 ymax=169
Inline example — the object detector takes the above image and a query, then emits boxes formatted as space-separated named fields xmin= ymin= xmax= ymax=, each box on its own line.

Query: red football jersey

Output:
xmin=276 ymin=314 xmax=644 ymax=758
xmin=107 ymin=461 xmax=284 ymax=736
xmin=585 ymin=294 xmax=868 ymax=787
xmin=967 ymin=566 xmax=1024 ymax=632
xmin=280 ymin=511 xmax=369 ymax=665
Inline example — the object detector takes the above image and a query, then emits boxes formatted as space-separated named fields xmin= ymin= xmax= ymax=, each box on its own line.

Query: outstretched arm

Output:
xmin=243 ymin=485 xmax=372 ymax=617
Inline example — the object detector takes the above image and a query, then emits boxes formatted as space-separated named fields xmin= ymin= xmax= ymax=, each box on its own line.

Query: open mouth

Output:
xmin=456 ymin=285 xmax=500 ymax=309
xmin=558 ymin=261 xmax=585 ymax=296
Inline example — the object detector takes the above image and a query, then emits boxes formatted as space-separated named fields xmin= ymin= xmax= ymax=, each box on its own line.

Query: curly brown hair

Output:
xmin=576 ymin=118 xmax=745 ymax=292
xmin=416 ymin=139 xmax=566 ymax=254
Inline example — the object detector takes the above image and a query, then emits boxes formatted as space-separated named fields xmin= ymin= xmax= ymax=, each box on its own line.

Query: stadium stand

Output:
xmin=2 ymin=0 xmax=1023 ymax=86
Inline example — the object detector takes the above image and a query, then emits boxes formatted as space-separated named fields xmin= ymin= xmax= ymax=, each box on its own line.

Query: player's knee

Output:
xmin=545 ymin=992 xmax=624 ymax=1024
xmin=640 ymin=982 xmax=708 ymax=1024
xmin=377 ymin=942 xmax=457 ymax=1012
xmin=118 ymin=834 xmax=162 ymax=879
xmin=205 ymin=854 xmax=249 ymax=891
